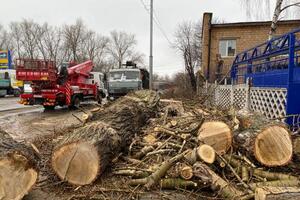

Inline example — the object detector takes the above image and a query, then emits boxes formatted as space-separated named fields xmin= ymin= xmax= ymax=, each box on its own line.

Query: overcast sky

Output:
xmin=1 ymin=0 xmax=280 ymax=76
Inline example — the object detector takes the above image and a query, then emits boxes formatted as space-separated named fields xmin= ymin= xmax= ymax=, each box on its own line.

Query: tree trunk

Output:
xmin=269 ymin=0 xmax=284 ymax=39
xmin=255 ymin=186 xmax=300 ymax=200
xmin=0 ymin=130 xmax=39 ymax=200
xmin=197 ymin=121 xmax=232 ymax=155
xmin=51 ymin=90 xmax=160 ymax=186
xmin=234 ymin=114 xmax=293 ymax=167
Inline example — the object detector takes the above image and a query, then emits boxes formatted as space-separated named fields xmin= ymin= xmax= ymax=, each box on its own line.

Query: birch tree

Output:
xmin=242 ymin=0 xmax=300 ymax=39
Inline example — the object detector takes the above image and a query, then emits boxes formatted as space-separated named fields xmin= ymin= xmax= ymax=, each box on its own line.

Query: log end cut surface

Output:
xmin=197 ymin=144 xmax=216 ymax=164
xmin=0 ymin=156 xmax=38 ymax=200
xmin=255 ymin=125 xmax=292 ymax=167
xmin=52 ymin=142 xmax=99 ymax=185
xmin=198 ymin=121 xmax=232 ymax=155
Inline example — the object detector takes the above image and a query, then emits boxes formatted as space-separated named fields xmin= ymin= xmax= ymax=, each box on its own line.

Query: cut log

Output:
xmin=234 ymin=112 xmax=293 ymax=167
xmin=184 ymin=145 xmax=216 ymax=165
xmin=0 ymin=130 xmax=39 ymax=200
xmin=192 ymin=162 xmax=245 ymax=199
xmin=250 ymin=179 xmax=300 ymax=190
xmin=179 ymin=165 xmax=193 ymax=180
xmin=197 ymin=121 xmax=232 ymax=155
xmin=292 ymin=136 xmax=300 ymax=161
xmin=52 ymin=122 xmax=119 ymax=185
xmin=234 ymin=125 xmax=292 ymax=167
xmin=52 ymin=90 xmax=160 ymax=186
xmin=197 ymin=144 xmax=216 ymax=164
xmin=255 ymin=186 xmax=300 ymax=200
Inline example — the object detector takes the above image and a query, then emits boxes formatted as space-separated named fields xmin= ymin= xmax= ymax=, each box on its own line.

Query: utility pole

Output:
xmin=149 ymin=0 xmax=153 ymax=90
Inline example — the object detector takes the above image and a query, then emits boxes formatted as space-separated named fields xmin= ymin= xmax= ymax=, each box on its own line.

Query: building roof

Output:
xmin=212 ymin=19 xmax=300 ymax=28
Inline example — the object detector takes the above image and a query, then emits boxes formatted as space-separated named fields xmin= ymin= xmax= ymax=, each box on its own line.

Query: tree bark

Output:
xmin=269 ymin=0 xmax=284 ymax=39
xmin=255 ymin=186 xmax=300 ymax=200
xmin=0 ymin=130 xmax=39 ymax=200
xmin=51 ymin=90 xmax=160 ymax=186
xmin=234 ymin=113 xmax=292 ymax=167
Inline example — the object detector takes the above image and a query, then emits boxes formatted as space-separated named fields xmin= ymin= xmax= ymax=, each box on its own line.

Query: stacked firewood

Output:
xmin=1 ymin=90 xmax=300 ymax=200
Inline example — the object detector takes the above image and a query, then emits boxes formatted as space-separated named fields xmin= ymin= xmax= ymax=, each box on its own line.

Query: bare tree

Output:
xmin=4 ymin=18 xmax=145 ymax=71
xmin=128 ymin=51 xmax=145 ymax=67
xmin=63 ymin=19 xmax=86 ymax=62
xmin=19 ymin=20 xmax=40 ymax=59
xmin=0 ymin=25 xmax=13 ymax=52
xmin=173 ymin=21 xmax=202 ymax=92
xmin=10 ymin=22 xmax=25 ymax=59
xmin=81 ymin=30 xmax=109 ymax=62
xmin=242 ymin=0 xmax=300 ymax=38
xmin=108 ymin=31 xmax=137 ymax=68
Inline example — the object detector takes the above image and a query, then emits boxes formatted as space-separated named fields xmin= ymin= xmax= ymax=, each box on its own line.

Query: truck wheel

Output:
xmin=13 ymin=89 xmax=21 ymax=97
xmin=44 ymin=105 xmax=55 ymax=110
xmin=69 ymin=96 xmax=80 ymax=109
xmin=97 ymin=95 xmax=102 ymax=104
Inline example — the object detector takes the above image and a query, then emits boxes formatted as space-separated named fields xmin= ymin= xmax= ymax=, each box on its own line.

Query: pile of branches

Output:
xmin=1 ymin=90 xmax=300 ymax=200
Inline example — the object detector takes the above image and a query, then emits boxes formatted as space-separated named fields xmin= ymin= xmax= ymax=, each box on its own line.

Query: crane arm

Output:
xmin=67 ymin=60 xmax=94 ymax=77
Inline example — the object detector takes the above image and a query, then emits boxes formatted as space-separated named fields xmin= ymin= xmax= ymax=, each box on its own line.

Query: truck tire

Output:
xmin=44 ymin=105 xmax=55 ymax=110
xmin=69 ymin=96 xmax=80 ymax=109
xmin=13 ymin=89 xmax=21 ymax=97
xmin=97 ymin=95 xmax=102 ymax=104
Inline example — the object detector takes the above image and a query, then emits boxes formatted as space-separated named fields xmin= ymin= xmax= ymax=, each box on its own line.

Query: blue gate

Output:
xmin=231 ymin=28 xmax=300 ymax=125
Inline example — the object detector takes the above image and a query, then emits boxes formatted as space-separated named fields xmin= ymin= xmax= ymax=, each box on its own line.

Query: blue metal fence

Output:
xmin=230 ymin=28 xmax=300 ymax=125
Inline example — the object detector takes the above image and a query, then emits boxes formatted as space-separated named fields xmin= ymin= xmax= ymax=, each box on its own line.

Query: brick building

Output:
xmin=201 ymin=13 xmax=300 ymax=82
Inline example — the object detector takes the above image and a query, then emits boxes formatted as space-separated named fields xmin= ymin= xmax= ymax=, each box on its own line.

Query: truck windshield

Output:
xmin=109 ymin=71 xmax=140 ymax=80
xmin=0 ymin=72 xmax=8 ymax=79
xmin=110 ymin=72 xmax=122 ymax=80
xmin=124 ymin=71 xmax=139 ymax=80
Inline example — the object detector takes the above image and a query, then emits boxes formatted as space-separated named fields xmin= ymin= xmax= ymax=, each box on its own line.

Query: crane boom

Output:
xmin=67 ymin=60 xmax=94 ymax=85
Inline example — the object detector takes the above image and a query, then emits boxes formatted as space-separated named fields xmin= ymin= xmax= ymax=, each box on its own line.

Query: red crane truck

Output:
xmin=16 ymin=59 xmax=102 ymax=109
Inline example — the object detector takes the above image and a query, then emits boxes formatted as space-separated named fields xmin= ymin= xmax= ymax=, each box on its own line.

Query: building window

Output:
xmin=219 ymin=39 xmax=236 ymax=57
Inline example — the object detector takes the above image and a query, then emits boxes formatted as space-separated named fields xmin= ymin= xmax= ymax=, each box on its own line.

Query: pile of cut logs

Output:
xmin=1 ymin=90 xmax=300 ymax=200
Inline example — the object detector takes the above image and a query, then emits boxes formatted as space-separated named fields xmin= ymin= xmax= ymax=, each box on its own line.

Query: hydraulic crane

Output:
xmin=17 ymin=59 xmax=101 ymax=109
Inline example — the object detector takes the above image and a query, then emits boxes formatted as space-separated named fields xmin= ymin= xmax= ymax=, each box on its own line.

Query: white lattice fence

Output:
xmin=250 ymin=87 xmax=287 ymax=119
xmin=211 ymin=83 xmax=287 ymax=120
xmin=215 ymin=85 xmax=232 ymax=109
xmin=233 ymin=85 xmax=249 ymax=110
xmin=215 ymin=84 xmax=249 ymax=110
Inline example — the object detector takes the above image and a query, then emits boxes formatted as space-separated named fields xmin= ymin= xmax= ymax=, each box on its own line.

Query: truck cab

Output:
xmin=107 ymin=68 xmax=143 ymax=98
xmin=0 ymin=69 xmax=23 ymax=97
xmin=87 ymin=71 xmax=107 ymax=98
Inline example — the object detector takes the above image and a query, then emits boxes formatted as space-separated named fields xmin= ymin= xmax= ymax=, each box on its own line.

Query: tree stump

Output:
xmin=0 ymin=130 xmax=39 ymax=200
xmin=51 ymin=90 xmax=160 ymax=186
xmin=197 ymin=121 xmax=232 ymax=155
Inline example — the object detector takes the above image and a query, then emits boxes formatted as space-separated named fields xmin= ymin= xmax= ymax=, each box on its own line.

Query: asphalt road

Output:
xmin=0 ymin=97 xmax=99 ymax=141
xmin=0 ymin=97 xmax=42 ymax=118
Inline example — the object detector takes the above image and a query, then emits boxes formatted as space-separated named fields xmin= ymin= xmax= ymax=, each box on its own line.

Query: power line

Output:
xmin=139 ymin=0 xmax=173 ymax=46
